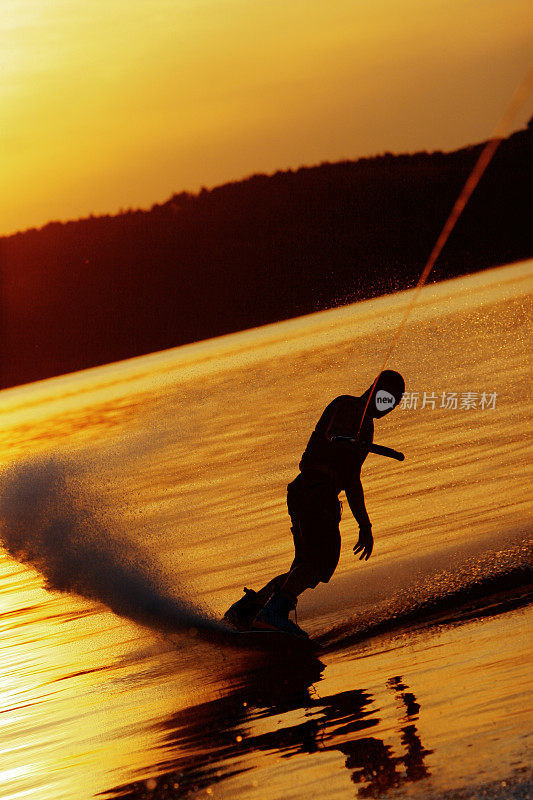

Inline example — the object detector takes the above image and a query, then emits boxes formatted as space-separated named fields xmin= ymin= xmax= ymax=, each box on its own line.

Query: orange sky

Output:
xmin=1 ymin=0 xmax=532 ymax=237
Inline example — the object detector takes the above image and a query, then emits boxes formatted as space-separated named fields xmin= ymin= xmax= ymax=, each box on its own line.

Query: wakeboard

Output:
xmin=221 ymin=621 xmax=319 ymax=656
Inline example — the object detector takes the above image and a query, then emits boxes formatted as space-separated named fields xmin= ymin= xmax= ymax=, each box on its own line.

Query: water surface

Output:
xmin=0 ymin=260 xmax=531 ymax=800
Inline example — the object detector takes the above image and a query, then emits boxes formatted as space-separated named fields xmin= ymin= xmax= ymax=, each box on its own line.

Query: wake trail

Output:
xmin=0 ymin=454 xmax=224 ymax=639
xmin=2 ymin=452 xmax=530 ymax=655
xmin=316 ymin=542 xmax=533 ymax=653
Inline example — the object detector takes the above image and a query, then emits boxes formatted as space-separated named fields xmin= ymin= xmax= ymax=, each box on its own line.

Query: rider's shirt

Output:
xmin=299 ymin=395 xmax=374 ymax=491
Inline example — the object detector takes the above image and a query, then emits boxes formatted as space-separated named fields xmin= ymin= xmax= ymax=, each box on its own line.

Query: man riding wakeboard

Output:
xmin=223 ymin=370 xmax=405 ymax=639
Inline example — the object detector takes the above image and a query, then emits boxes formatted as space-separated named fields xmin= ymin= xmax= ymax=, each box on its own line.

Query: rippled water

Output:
xmin=0 ymin=261 xmax=532 ymax=800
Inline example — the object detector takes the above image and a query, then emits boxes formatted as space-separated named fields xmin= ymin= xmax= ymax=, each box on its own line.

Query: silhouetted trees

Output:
xmin=0 ymin=127 xmax=531 ymax=389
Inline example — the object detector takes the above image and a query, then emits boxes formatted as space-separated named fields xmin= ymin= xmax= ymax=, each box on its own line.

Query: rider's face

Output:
xmin=372 ymin=389 xmax=401 ymax=418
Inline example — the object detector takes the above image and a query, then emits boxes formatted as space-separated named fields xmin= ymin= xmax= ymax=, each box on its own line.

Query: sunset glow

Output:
xmin=1 ymin=0 xmax=532 ymax=236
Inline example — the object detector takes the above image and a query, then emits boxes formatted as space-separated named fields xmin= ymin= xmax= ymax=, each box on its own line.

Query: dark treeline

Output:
xmin=1 ymin=126 xmax=531 ymax=389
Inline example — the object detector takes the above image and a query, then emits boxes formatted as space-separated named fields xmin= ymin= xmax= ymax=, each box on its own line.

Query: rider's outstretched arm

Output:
xmin=345 ymin=478 xmax=374 ymax=561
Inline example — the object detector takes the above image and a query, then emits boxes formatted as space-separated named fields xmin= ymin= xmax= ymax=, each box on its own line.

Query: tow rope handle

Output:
xmin=368 ymin=443 xmax=405 ymax=461
xmin=331 ymin=435 xmax=405 ymax=461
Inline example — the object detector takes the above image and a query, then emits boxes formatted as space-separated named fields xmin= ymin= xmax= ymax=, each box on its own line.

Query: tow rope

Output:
xmin=356 ymin=65 xmax=533 ymax=438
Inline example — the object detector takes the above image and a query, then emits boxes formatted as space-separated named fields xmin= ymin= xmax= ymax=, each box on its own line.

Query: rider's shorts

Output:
xmin=286 ymin=471 xmax=342 ymax=587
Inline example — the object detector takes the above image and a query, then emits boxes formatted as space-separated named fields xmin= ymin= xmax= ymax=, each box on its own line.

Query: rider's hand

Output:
xmin=353 ymin=523 xmax=373 ymax=561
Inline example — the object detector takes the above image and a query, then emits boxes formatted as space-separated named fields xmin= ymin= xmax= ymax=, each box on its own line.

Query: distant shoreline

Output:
xmin=1 ymin=127 xmax=531 ymax=390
